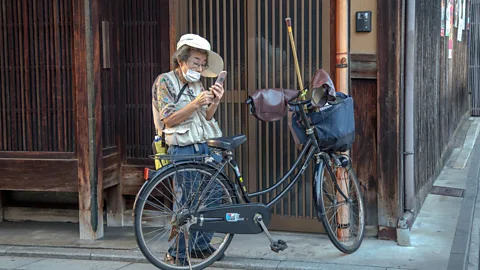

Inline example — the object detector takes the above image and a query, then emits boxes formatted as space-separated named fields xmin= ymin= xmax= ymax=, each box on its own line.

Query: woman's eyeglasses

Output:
xmin=188 ymin=60 xmax=209 ymax=70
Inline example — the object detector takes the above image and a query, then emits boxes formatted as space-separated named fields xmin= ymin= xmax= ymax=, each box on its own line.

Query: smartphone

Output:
xmin=210 ymin=71 xmax=227 ymax=98
xmin=215 ymin=71 xmax=227 ymax=85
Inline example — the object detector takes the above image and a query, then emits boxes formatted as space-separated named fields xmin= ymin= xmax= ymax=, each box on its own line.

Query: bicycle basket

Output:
xmin=288 ymin=92 xmax=355 ymax=152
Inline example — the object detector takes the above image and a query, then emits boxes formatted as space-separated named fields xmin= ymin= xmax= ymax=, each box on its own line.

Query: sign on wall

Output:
xmin=457 ymin=0 xmax=466 ymax=41
xmin=448 ymin=0 xmax=454 ymax=58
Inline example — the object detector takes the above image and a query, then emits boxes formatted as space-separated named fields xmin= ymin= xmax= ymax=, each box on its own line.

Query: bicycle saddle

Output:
xmin=207 ymin=135 xmax=247 ymax=151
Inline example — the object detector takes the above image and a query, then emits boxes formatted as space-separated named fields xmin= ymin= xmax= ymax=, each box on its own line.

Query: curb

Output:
xmin=447 ymin=135 xmax=480 ymax=270
xmin=452 ymin=118 xmax=480 ymax=169
xmin=0 ymin=245 xmax=387 ymax=270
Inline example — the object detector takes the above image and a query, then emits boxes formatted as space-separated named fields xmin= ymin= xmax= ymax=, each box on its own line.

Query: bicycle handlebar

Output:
xmin=287 ymin=98 xmax=310 ymax=107
xmin=245 ymin=95 xmax=313 ymax=113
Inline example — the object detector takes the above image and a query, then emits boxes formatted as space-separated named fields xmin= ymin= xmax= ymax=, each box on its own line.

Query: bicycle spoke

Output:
xmin=141 ymin=213 xmax=171 ymax=220
xmin=202 ymin=194 xmax=230 ymax=208
xmin=198 ymin=185 xmax=222 ymax=207
xmin=319 ymin=159 xmax=365 ymax=253
xmin=156 ymin=182 xmax=176 ymax=206
xmin=143 ymin=227 xmax=168 ymax=237
xmin=135 ymin=163 xmax=236 ymax=269
xmin=144 ymin=197 xmax=172 ymax=214
xmin=144 ymin=227 xmax=170 ymax=247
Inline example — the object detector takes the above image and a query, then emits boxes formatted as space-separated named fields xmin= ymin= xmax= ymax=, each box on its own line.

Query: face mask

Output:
xmin=183 ymin=69 xmax=201 ymax=82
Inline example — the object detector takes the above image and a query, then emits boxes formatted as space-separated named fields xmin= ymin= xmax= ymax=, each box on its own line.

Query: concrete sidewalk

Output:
xmin=0 ymin=117 xmax=479 ymax=270
xmin=0 ymin=255 xmax=236 ymax=270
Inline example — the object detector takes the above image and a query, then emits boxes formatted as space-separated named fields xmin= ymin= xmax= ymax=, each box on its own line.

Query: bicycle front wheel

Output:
xmin=134 ymin=162 xmax=238 ymax=270
xmin=316 ymin=158 xmax=365 ymax=254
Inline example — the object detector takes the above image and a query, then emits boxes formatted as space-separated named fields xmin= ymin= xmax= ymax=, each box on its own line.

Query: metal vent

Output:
xmin=430 ymin=186 xmax=465 ymax=198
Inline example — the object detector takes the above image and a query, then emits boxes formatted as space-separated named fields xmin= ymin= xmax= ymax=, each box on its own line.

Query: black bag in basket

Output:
xmin=288 ymin=92 xmax=355 ymax=152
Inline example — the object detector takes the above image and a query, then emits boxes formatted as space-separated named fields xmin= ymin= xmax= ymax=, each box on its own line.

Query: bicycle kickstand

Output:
xmin=254 ymin=214 xmax=288 ymax=253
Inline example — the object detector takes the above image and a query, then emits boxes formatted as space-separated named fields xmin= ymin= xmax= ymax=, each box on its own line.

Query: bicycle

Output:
xmin=133 ymin=95 xmax=366 ymax=270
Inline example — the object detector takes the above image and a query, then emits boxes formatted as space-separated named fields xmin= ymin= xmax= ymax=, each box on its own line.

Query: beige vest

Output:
xmin=152 ymin=71 xmax=223 ymax=146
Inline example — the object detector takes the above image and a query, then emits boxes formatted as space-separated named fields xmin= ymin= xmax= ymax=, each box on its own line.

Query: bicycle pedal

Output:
xmin=270 ymin=239 xmax=288 ymax=253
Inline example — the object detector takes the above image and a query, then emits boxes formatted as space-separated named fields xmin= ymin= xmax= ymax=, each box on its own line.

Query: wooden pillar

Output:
xmin=246 ymin=0 xmax=258 ymax=196
xmin=0 ymin=191 xmax=3 ymax=222
xmin=169 ymin=0 xmax=178 ymax=60
xmin=105 ymin=184 xmax=124 ymax=227
xmin=73 ymin=0 xmax=104 ymax=240
xmin=376 ymin=0 xmax=404 ymax=240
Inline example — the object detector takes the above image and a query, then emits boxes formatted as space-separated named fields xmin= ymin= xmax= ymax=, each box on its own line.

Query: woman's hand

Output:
xmin=194 ymin=91 xmax=215 ymax=107
xmin=210 ymin=83 xmax=225 ymax=104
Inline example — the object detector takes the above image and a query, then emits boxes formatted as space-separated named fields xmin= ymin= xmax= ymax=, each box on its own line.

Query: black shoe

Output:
xmin=190 ymin=245 xmax=225 ymax=260
xmin=165 ymin=253 xmax=188 ymax=266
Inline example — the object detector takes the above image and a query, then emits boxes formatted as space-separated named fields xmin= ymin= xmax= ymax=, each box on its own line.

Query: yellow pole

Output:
xmin=285 ymin=18 xmax=306 ymax=99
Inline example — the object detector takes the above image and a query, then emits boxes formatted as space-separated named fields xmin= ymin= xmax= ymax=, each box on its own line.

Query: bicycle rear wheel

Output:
xmin=316 ymin=157 xmax=365 ymax=254
xmin=134 ymin=162 xmax=238 ymax=270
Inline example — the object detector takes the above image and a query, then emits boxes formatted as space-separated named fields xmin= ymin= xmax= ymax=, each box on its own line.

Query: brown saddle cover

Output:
xmin=248 ymin=88 xmax=299 ymax=122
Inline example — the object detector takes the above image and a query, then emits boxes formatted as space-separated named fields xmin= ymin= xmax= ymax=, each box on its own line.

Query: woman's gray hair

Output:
xmin=172 ymin=45 xmax=209 ymax=69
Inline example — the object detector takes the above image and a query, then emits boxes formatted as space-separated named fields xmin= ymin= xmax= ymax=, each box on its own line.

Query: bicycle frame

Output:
xmin=227 ymin=138 xmax=317 ymax=209
xmin=226 ymin=99 xmax=331 ymax=210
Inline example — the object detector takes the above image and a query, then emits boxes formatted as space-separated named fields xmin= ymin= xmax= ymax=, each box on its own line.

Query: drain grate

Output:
xmin=430 ymin=186 xmax=465 ymax=198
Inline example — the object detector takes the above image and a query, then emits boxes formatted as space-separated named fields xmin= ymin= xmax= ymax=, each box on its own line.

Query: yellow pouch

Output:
xmin=153 ymin=136 xmax=169 ymax=170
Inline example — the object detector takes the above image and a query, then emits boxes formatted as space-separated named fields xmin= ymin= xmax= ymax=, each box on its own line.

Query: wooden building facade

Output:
xmin=0 ymin=0 xmax=172 ymax=239
xmin=0 ymin=0 xmax=472 ymax=241
xmin=471 ymin=0 xmax=480 ymax=116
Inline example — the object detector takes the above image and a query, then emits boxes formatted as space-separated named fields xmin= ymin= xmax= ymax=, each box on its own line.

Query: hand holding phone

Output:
xmin=210 ymin=71 xmax=227 ymax=99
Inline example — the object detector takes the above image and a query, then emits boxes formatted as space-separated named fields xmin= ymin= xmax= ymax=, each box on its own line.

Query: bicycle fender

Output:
xmin=313 ymin=162 xmax=325 ymax=221
xmin=132 ymin=163 xmax=175 ymax=217
xmin=133 ymin=161 xmax=235 ymax=216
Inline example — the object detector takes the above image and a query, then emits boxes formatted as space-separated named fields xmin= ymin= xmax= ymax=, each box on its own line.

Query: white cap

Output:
xmin=176 ymin=34 xmax=224 ymax=77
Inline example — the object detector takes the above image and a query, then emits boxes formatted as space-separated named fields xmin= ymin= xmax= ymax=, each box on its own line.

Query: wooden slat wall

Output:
xmin=186 ymin=0 xmax=249 ymax=181
xmin=122 ymin=0 xmax=170 ymax=163
xmin=0 ymin=158 xmax=78 ymax=192
xmin=100 ymin=4 xmax=119 ymax=151
xmin=100 ymin=0 xmax=122 ymax=205
xmin=351 ymin=79 xmax=378 ymax=229
xmin=350 ymin=54 xmax=377 ymax=79
xmin=252 ymin=0 xmax=321 ymax=225
xmin=413 ymin=0 xmax=470 ymax=207
xmin=0 ymin=0 xmax=74 ymax=152
xmin=120 ymin=0 xmax=171 ymax=196
xmin=470 ymin=0 xmax=480 ymax=116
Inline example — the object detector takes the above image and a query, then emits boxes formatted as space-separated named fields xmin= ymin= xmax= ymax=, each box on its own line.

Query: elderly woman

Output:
xmin=151 ymin=34 xmax=225 ymax=266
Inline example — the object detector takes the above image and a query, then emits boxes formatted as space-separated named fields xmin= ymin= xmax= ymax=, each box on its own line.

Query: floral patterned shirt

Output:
xmin=151 ymin=70 xmax=222 ymax=146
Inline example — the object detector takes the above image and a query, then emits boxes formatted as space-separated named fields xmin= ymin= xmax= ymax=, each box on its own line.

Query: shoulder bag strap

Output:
xmin=175 ymin=83 xmax=189 ymax=103
xmin=157 ymin=83 xmax=188 ymax=136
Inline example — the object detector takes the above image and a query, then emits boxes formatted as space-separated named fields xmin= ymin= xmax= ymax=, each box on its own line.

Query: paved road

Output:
xmin=0 ymin=255 xmax=233 ymax=270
